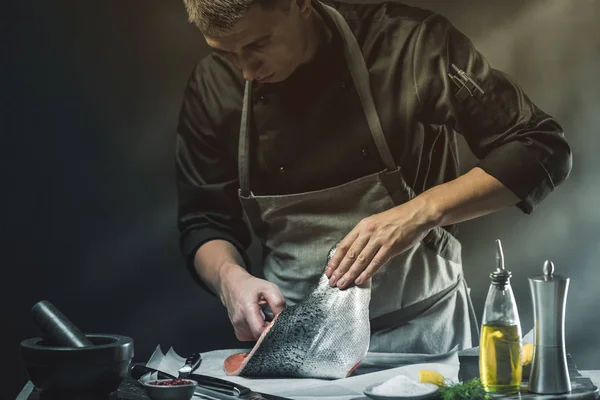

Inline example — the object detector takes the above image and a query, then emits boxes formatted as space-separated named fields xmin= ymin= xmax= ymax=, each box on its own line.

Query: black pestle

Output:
xmin=31 ymin=300 xmax=94 ymax=347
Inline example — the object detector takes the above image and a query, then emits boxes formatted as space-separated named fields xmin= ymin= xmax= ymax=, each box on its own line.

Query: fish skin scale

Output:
xmin=234 ymin=244 xmax=372 ymax=379
xmin=242 ymin=300 xmax=327 ymax=376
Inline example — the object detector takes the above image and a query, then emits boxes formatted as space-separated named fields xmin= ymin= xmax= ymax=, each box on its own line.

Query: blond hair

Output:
xmin=182 ymin=0 xmax=287 ymax=35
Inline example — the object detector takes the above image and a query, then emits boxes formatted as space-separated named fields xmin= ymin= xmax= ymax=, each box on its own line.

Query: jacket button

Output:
xmin=361 ymin=148 xmax=368 ymax=157
xmin=279 ymin=166 xmax=285 ymax=173
xmin=260 ymin=95 xmax=269 ymax=105
xmin=340 ymin=81 xmax=347 ymax=89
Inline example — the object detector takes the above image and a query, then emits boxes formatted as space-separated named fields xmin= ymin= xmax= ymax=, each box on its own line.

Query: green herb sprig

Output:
xmin=438 ymin=378 xmax=487 ymax=400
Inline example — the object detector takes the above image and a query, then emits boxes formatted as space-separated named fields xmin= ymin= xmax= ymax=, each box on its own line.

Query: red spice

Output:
xmin=148 ymin=379 xmax=193 ymax=386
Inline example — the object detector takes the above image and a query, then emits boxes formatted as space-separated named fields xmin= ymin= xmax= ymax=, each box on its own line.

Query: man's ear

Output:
xmin=295 ymin=0 xmax=313 ymax=18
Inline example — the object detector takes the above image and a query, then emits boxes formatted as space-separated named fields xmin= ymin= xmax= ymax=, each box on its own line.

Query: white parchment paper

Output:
xmin=142 ymin=346 xmax=460 ymax=399
xmin=140 ymin=329 xmax=536 ymax=399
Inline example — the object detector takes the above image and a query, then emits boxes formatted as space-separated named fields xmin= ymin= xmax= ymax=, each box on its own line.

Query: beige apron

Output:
xmin=237 ymin=3 xmax=479 ymax=353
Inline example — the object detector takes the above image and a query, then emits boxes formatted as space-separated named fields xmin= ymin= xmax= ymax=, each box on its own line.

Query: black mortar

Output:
xmin=21 ymin=334 xmax=134 ymax=399
xmin=21 ymin=301 xmax=134 ymax=399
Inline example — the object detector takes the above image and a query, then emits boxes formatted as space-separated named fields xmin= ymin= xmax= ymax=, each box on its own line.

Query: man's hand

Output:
xmin=219 ymin=265 xmax=286 ymax=341
xmin=325 ymin=200 xmax=436 ymax=290
xmin=325 ymin=167 xmax=521 ymax=290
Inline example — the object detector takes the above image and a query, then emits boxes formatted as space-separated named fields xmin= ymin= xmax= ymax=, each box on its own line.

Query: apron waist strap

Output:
xmin=369 ymin=277 xmax=464 ymax=333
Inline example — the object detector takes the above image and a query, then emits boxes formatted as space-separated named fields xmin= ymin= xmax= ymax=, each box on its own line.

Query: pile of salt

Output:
xmin=372 ymin=374 xmax=438 ymax=396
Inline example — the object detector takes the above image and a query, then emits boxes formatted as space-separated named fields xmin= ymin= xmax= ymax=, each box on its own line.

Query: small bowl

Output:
xmin=363 ymin=381 xmax=439 ymax=400
xmin=143 ymin=378 xmax=198 ymax=400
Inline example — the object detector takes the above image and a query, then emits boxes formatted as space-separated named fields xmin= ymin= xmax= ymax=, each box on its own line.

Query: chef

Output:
xmin=175 ymin=0 xmax=572 ymax=354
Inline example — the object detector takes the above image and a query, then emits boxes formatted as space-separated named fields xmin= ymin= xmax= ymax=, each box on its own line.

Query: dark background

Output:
xmin=3 ymin=0 xmax=599 ymax=398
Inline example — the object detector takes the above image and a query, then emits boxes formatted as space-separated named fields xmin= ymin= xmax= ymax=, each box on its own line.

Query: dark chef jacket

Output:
xmin=175 ymin=1 xmax=572 ymax=291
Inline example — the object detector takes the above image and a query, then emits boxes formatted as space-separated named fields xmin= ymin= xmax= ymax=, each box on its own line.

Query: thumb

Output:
xmin=261 ymin=287 xmax=286 ymax=317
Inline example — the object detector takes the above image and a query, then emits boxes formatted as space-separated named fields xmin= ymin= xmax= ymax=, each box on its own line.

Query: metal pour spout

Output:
xmin=490 ymin=239 xmax=511 ymax=288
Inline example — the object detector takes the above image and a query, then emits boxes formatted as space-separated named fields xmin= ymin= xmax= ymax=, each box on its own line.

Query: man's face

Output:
xmin=203 ymin=1 xmax=310 ymax=84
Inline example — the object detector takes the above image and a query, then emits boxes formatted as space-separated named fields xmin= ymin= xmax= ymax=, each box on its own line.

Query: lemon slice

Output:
xmin=419 ymin=370 xmax=445 ymax=387
xmin=522 ymin=343 xmax=534 ymax=366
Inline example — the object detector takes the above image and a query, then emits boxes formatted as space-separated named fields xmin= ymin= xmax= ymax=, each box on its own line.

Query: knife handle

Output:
xmin=189 ymin=373 xmax=251 ymax=396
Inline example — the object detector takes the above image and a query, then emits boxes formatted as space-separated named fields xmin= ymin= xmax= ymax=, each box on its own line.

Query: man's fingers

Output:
xmin=326 ymin=231 xmax=358 ymax=278
xmin=330 ymin=235 xmax=369 ymax=287
xmin=261 ymin=287 xmax=286 ymax=316
xmin=231 ymin=314 xmax=256 ymax=342
xmin=234 ymin=328 xmax=255 ymax=342
xmin=245 ymin=302 xmax=267 ymax=340
xmin=355 ymin=246 xmax=391 ymax=285
xmin=337 ymin=242 xmax=380 ymax=289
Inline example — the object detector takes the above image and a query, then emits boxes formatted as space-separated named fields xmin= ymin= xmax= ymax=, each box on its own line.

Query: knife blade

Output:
xmin=130 ymin=364 xmax=292 ymax=400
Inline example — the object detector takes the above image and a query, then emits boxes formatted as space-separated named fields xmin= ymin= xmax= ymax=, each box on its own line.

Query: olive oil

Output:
xmin=480 ymin=323 xmax=523 ymax=394
xmin=479 ymin=240 xmax=523 ymax=395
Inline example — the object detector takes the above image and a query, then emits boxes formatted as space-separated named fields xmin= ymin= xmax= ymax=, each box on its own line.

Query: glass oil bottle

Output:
xmin=479 ymin=239 xmax=523 ymax=394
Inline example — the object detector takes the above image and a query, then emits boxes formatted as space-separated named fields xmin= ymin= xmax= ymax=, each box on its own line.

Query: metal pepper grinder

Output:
xmin=528 ymin=260 xmax=571 ymax=394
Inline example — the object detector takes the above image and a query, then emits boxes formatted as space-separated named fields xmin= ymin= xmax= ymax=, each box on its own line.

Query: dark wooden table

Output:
xmin=16 ymin=357 xmax=600 ymax=400
xmin=17 ymin=375 xmax=150 ymax=400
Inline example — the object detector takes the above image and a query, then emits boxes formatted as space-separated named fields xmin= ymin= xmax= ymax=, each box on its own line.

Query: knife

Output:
xmin=130 ymin=364 xmax=292 ymax=400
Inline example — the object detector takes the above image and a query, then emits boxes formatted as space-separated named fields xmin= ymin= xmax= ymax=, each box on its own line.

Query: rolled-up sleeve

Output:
xmin=176 ymin=65 xmax=252 ymax=293
xmin=412 ymin=13 xmax=572 ymax=213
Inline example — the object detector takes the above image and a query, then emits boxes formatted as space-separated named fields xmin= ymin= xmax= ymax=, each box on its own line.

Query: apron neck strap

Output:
xmin=320 ymin=2 xmax=397 ymax=172
xmin=238 ymin=79 xmax=253 ymax=196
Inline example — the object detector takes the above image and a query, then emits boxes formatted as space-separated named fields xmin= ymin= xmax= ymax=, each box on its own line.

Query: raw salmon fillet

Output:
xmin=224 ymin=244 xmax=371 ymax=379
